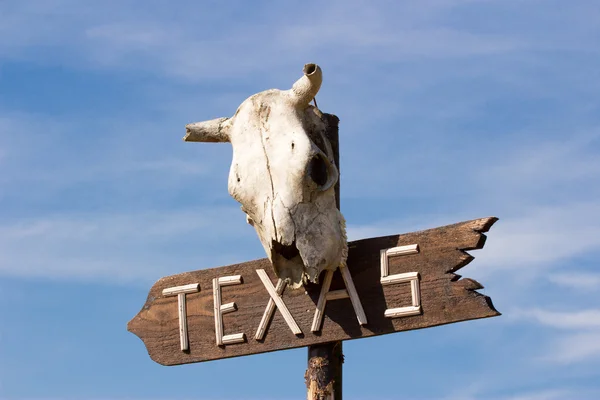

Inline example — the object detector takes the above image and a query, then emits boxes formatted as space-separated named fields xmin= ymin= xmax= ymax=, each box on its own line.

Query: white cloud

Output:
xmin=512 ymin=308 xmax=600 ymax=330
xmin=506 ymin=307 xmax=600 ymax=365
xmin=478 ymin=131 xmax=600 ymax=202
xmin=0 ymin=207 xmax=259 ymax=284
xmin=0 ymin=0 xmax=545 ymax=82
xmin=0 ymin=111 xmax=228 ymax=196
xmin=546 ymin=331 xmax=600 ymax=364
xmin=444 ymin=387 xmax=598 ymax=400
xmin=475 ymin=202 xmax=600 ymax=275
xmin=501 ymin=389 xmax=587 ymax=400
xmin=547 ymin=272 xmax=600 ymax=291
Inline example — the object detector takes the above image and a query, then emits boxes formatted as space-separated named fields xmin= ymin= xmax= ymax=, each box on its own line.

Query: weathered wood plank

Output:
xmin=128 ymin=217 xmax=500 ymax=366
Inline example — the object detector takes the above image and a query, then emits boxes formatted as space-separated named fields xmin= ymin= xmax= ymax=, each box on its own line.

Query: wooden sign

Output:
xmin=128 ymin=217 xmax=500 ymax=366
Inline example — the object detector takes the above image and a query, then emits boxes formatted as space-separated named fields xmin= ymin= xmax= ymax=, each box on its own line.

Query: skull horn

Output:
xmin=184 ymin=117 xmax=230 ymax=143
xmin=289 ymin=63 xmax=323 ymax=108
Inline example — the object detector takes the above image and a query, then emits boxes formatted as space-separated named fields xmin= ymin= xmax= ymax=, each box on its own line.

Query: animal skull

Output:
xmin=184 ymin=64 xmax=347 ymax=288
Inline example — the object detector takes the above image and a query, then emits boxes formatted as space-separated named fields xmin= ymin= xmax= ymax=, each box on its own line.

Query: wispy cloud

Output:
xmin=0 ymin=0 xmax=562 ymax=82
xmin=0 ymin=110 xmax=229 ymax=202
xmin=546 ymin=331 xmax=600 ymax=364
xmin=497 ymin=389 xmax=594 ymax=400
xmin=445 ymin=388 xmax=583 ymax=400
xmin=477 ymin=131 xmax=600 ymax=205
xmin=0 ymin=207 xmax=259 ymax=284
xmin=512 ymin=308 xmax=600 ymax=330
xmin=506 ymin=307 xmax=600 ymax=364
xmin=547 ymin=272 xmax=600 ymax=291
xmin=475 ymin=202 xmax=600 ymax=275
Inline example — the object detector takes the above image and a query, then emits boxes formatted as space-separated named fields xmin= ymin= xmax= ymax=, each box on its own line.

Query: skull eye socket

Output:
xmin=309 ymin=154 xmax=329 ymax=187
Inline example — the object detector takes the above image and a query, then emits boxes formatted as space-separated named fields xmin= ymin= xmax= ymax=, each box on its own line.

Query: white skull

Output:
xmin=185 ymin=64 xmax=347 ymax=288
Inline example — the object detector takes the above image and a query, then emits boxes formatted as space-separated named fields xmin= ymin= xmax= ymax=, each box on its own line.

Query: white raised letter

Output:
xmin=162 ymin=283 xmax=200 ymax=351
xmin=311 ymin=266 xmax=368 ymax=332
xmin=213 ymin=275 xmax=246 ymax=346
xmin=255 ymin=269 xmax=302 ymax=340
xmin=380 ymin=244 xmax=422 ymax=318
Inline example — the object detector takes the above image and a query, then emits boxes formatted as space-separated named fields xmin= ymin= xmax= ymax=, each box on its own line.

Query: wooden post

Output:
xmin=306 ymin=341 xmax=343 ymax=400
xmin=306 ymin=113 xmax=343 ymax=400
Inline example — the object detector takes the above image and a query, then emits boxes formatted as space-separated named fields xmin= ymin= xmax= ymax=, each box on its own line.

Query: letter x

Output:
xmin=255 ymin=269 xmax=302 ymax=340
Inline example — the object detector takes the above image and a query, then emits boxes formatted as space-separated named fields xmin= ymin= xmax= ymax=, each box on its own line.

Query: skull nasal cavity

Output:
xmin=309 ymin=155 xmax=328 ymax=187
xmin=272 ymin=240 xmax=300 ymax=260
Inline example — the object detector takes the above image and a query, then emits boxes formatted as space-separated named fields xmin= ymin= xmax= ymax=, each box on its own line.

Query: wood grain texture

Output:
xmin=128 ymin=217 xmax=500 ymax=366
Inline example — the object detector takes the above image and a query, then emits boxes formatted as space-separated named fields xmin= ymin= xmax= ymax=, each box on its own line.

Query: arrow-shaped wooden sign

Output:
xmin=128 ymin=217 xmax=500 ymax=366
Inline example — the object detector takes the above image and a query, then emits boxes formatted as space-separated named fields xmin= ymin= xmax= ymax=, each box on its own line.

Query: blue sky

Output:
xmin=1 ymin=0 xmax=599 ymax=399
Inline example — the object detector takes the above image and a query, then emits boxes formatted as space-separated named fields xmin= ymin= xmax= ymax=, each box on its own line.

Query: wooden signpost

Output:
xmin=128 ymin=64 xmax=500 ymax=400
xmin=129 ymin=217 xmax=499 ymax=366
